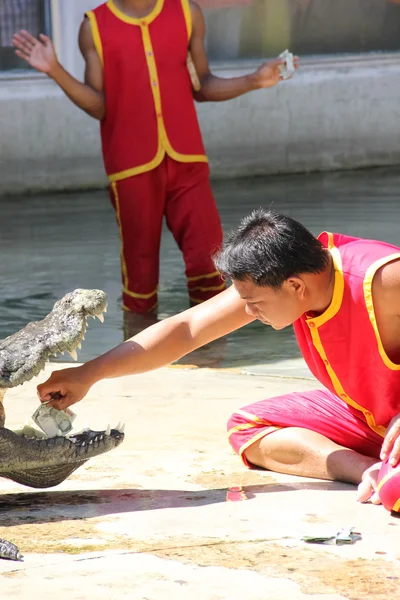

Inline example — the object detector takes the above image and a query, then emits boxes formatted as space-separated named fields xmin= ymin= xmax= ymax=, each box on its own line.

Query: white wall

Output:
xmin=1 ymin=2 xmax=400 ymax=195
xmin=58 ymin=0 xmax=101 ymax=77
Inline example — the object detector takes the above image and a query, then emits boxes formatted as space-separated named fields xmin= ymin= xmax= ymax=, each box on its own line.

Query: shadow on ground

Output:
xmin=0 ymin=480 xmax=354 ymax=526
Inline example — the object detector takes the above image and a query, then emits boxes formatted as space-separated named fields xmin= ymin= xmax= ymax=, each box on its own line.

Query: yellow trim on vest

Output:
xmin=308 ymin=324 xmax=386 ymax=438
xmin=393 ymin=497 xmax=400 ymax=512
xmin=187 ymin=270 xmax=221 ymax=283
xmin=123 ymin=286 xmax=158 ymax=300
xmin=108 ymin=150 xmax=165 ymax=183
xmin=86 ymin=11 xmax=104 ymax=67
xmin=377 ymin=466 xmax=400 ymax=494
xmin=107 ymin=0 xmax=164 ymax=25
xmin=111 ymin=182 xmax=129 ymax=290
xmin=106 ymin=1 xmax=207 ymax=183
xmin=181 ymin=0 xmax=192 ymax=39
xmin=364 ymin=253 xmax=400 ymax=371
xmin=305 ymin=233 xmax=344 ymax=328
xmin=306 ymin=235 xmax=386 ymax=438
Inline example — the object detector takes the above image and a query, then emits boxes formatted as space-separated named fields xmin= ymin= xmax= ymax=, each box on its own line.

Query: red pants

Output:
xmin=228 ymin=388 xmax=384 ymax=468
xmin=110 ymin=157 xmax=225 ymax=312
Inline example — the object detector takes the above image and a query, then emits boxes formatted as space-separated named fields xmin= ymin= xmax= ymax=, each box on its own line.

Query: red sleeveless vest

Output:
xmin=294 ymin=232 xmax=400 ymax=438
xmin=86 ymin=0 xmax=207 ymax=182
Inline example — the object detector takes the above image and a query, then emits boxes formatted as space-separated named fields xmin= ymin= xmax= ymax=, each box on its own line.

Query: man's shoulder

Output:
xmin=371 ymin=256 xmax=400 ymax=318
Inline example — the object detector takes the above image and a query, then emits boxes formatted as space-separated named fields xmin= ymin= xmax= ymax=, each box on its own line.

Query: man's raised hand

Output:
xmin=13 ymin=30 xmax=58 ymax=75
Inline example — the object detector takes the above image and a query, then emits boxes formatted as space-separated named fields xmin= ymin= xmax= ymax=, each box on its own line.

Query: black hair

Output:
xmin=214 ymin=209 xmax=329 ymax=289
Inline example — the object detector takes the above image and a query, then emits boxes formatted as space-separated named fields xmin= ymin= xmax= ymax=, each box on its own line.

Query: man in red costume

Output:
xmin=38 ymin=209 xmax=400 ymax=507
xmin=13 ymin=0 xmax=286 ymax=316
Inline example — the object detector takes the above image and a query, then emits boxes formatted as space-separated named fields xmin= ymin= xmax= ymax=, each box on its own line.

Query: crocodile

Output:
xmin=0 ymin=289 xmax=125 ymax=560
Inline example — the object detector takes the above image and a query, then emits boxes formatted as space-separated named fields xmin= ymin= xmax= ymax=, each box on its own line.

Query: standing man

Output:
xmin=13 ymin=0 xmax=287 ymax=315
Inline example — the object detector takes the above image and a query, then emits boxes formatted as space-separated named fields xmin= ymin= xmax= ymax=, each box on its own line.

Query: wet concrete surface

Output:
xmin=1 ymin=167 xmax=400 ymax=369
xmin=1 ymin=170 xmax=400 ymax=596
xmin=1 ymin=364 xmax=400 ymax=599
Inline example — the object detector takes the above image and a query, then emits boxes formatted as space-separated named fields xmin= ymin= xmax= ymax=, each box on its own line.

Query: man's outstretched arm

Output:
xmin=189 ymin=1 xmax=294 ymax=102
xmin=37 ymin=286 xmax=255 ymax=410
xmin=13 ymin=19 xmax=105 ymax=120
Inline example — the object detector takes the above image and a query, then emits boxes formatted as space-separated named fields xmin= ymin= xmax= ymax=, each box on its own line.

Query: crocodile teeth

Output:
xmin=69 ymin=349 xmax=78 ymax=361
xmin=119 ymin=423 xmax=125 ymax=433
xmin=96 ymin=313 xmax=105 ymax=323
xmin=116 ymin=422 xmax=122 ymax=431
xmin=106 ymin=424 xmax=111 ymax=436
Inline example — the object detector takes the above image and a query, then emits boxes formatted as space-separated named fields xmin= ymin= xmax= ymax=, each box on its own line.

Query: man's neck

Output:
xmin=113 ymin=0 xmax=158 ymax=19
xmin=307 ymin=252 xmax=336 ymax=317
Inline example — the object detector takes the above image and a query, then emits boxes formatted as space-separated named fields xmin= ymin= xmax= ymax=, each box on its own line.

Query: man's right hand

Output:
xmin=12 ymin=30 xmax=58 ymax=75
xmin=37 ymin=365 xmax=92 ymax=410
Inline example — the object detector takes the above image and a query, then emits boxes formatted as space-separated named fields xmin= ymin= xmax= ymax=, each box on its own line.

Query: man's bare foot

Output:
xmin=357 ymin=462 xmax=382 ymax=505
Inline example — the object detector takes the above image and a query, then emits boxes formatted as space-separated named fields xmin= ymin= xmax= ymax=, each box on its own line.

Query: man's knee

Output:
xmin=226 ymin=408 xmax=278 ymax=468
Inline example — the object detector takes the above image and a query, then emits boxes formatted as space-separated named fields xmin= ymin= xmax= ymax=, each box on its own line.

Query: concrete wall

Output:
xmin=1 ymin=0 xmax=400 ymax=195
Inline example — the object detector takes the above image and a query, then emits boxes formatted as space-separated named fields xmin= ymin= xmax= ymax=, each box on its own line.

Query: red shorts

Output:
xmin=227 ymin=388 xmax=384 ymax=467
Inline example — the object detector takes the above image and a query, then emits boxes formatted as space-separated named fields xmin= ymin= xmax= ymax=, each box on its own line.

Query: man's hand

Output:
xmin=380 ymin=413 xmax=400 ymax=466
xmin=37 ymin=365 xmax=92 ymax=411
xmin=12 ymin=30 xmax=58 ymax=75
xmin=250 ymin=56 xmax=299 ymax=90
xmin=356 ymin=462 xmax=382 ymax=505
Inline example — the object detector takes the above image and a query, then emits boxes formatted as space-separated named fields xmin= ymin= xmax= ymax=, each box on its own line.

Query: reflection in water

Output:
xmin=0 ymin=167 xmax=399 ymax=368
xmin=226 ymin=486 xmax=248 ymax=502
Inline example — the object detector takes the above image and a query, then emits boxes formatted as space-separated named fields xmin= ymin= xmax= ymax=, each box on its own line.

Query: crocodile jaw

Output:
xmin=0 ymin=425 xmax=124 ymax=489
xmin=0 ymin=289 xmax=108 ymax=389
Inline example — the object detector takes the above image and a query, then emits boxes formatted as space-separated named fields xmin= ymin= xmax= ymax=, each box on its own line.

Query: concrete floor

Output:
xmin=1 ymin=362 xmax=400 ymax=599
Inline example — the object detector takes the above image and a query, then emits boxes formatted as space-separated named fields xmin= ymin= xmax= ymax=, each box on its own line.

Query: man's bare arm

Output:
xmin=37 ymin=286 xmax=255 ymax=409
xmin=372 ymin=257 xmax=400 ymax=465
xmin=189 ymin=2 xmax=285 ymax=102
xmin=13 ymin=20 xmax=105 ymax=120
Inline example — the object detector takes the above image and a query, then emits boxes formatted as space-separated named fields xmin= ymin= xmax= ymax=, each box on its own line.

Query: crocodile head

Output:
xmin=0 ymin=289 xmax=124 ymax=489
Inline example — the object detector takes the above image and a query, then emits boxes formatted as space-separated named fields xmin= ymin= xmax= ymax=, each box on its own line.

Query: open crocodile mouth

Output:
xmin=0 ymin=289 xmax=125 ymax=490
xmin=0 ymin=288 xmax=110 ymax=388
xmin=53 ymin=309 xmax=105 ymax=362
xmin=13 ymin=422 xmax=125 ymax=445
xmin=0 ymin=290 xmax=127 ymax=560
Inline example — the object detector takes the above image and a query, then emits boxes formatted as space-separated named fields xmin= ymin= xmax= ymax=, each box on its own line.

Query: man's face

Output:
xmin=233 ymin=277 xmax=306 ymax=330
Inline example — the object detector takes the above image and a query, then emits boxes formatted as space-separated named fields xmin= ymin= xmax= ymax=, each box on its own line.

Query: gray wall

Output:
xmin=1 ymin=0 xmax=400 ymax=195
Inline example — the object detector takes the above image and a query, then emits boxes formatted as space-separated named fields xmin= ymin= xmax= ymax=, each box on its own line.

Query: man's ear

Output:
xmin=286 ymin=277 xmax=306 ymax=299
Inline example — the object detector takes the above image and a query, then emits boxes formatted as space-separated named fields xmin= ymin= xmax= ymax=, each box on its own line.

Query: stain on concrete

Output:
xmin=150 ymin=540 xmax=400 ymax=599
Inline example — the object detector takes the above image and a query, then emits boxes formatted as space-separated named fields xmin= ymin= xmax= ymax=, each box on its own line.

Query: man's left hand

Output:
xmin=251 ymin=56 xmax=299 ymax=90
xmin=380 ymin=413 xmax=400 ymax=466
xmin=357 ymin=462 xmax=382 ymax=504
